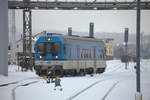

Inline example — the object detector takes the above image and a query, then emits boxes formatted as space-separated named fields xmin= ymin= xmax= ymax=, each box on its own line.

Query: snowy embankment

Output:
xmin=0 ymin=65 xmax=38 ymax=85
xmin=0 ymin=59 xmax=150 ymax=100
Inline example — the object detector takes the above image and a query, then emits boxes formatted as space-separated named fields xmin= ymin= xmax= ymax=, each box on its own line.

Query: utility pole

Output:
xmin=135 ymin=0 xmax=142 ymax=99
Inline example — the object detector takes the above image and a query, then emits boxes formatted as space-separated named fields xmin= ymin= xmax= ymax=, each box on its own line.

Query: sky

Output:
xmin=9 ymin=9 xmax=150 ymax=40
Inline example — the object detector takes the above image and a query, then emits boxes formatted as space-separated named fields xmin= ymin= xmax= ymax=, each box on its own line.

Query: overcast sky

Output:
xmin=11 ymin=9 xmax=150 ymax=37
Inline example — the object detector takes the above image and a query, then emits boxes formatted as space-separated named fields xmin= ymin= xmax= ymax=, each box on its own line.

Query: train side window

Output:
xmin=98 ymin=50 xmax=100 ymax=59
xmin=99 ymin=49 xmax=102 ymax=60
xmin=73 ymin=48 xmax=75 ymax=58
xmin=90 ymin=49 xmax=92 ymax=59
xmin=101 ymin=50 xmax=104 ymax=60
xmin=91 ymin=48 xmax=93 ymax=59
xmin=93 ymin=48 xmax=96 ymax=59
xmin=81 ymin=49 xmax=83 ymax=59
xmin=77 ymin=48 xmax=79 ymax=58
xmin=84 ymin=49 xmax=86 ymax=59
xmin=86 ymin=49 xmax=88 ymax=59
xmin=84 ymin=49 xmax=87 ymax=59
xmin=63 ymin=45 xmax=66 ymax=55
xmin=69 ymin=48 xmax=71 ymax=58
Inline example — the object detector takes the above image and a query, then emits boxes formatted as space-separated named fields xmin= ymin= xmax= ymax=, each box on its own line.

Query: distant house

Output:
xmin=16 ymin=39 xmax=35 ymax=53
xmin=102 ymin=38 xmax=114 ymax=60
xmin=15 ymin=31 xmax=47 ymax=53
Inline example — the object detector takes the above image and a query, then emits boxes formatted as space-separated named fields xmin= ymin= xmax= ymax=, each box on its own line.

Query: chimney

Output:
xmin=89 ymin=22 xmax=94 ymax=38
xmin=68 ymin=27 xmax=72 ymax=36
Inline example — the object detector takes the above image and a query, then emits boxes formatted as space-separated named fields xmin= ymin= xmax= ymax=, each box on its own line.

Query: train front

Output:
xmin=34 ymin=34 xmax=66 ymax=75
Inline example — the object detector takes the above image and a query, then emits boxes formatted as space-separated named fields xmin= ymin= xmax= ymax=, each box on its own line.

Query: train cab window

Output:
xmin=45 ymin=42 xmax=61 ymax=56
xmin=54 ymin=42 xmax=61 ymax=54
xmin=37 ymin=43 xmax=45 ymax=53
xmin=46 ymin=43 xmax=52 ymax=53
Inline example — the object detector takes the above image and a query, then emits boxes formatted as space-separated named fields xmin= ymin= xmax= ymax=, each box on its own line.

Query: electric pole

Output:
xmin=135 ymin=0 xmax=142 ymax=99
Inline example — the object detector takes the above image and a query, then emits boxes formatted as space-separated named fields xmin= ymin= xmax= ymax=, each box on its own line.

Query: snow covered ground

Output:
xmin=0 ymin=59 xmax=150 ymax=100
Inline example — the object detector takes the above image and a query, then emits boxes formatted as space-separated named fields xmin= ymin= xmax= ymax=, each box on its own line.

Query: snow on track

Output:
xmin=12 ymin=81 xmax=39 ymax=100
xmin=70 ymin=79 xmax=119 ymax=100
xmin=67 ymin=78 xmax=112 ymax=100
xmin=1 ymin=60 xmax=150 ymax=100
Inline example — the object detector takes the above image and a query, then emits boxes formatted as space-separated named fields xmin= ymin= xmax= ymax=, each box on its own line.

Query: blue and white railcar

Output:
xmin=34 ymin=33 xmax=106 ymax=76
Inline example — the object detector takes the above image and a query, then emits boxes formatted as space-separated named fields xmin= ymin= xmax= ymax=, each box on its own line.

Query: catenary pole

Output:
xmin=135 ymin=0 xmax=142 ymax=99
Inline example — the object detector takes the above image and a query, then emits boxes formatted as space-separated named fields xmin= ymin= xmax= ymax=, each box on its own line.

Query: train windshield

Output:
xmin=37 ymin=43 xmax=45 ymax=54
xmin=37 ymin=42 xmax=61 ymax=56
xmin=46 ymin=42 xmax=61 ymax=56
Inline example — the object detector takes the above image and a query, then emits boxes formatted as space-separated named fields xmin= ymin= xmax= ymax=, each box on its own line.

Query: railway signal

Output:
xmin=124 ymin=28 xmax=129 ymax=69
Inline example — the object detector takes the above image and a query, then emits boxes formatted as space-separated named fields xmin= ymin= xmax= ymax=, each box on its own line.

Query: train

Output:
xmin=34 ymin=33 xmax=107 ymax=76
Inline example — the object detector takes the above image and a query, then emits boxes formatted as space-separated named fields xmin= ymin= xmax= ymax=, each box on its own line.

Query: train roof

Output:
xmin=37 ymin=33 xmax=105 ymax=46
xmin=61 ymin=35 xmax=105 ymax=46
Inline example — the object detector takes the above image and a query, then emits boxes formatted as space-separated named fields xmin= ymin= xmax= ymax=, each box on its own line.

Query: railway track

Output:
xmin=67 ymin=78 xmax=119 ymax=100
xmin=12 ymin=80 xmax=39 ymax=100
xmin=101 ymin=81 xmax=119 ymax=100
xmin=106 ymin=63 xmax=123 ymax=73
xmin=0 ymin=77 xmax=42 ymax=87
xmin=0 ymin=77 xmax=43 ymax=100
xmin=0 ymin=81 xmax=19 ymax=87
xmin=66 ymin=62 xmax=123 ymax=100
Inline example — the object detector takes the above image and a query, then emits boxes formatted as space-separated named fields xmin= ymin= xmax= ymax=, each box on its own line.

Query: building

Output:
xmin=102 ymin=38 xmax=114 ymax=60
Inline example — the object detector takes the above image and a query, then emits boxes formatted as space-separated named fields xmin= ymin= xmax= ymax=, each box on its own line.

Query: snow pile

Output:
xmin=0 ymin=65 xmax=38 ymax=85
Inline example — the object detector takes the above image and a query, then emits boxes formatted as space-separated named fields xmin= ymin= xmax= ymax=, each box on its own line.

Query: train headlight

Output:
xmin=47 ymin=38 xmax=51 ymax=41
xmin=56 ymin=56 xmax=59 ymax=58
xmin=47 ymin=38 xmax=52 ymax=41
xmin=39 ymin=56 xmax=42 ymax=59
